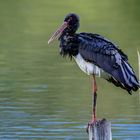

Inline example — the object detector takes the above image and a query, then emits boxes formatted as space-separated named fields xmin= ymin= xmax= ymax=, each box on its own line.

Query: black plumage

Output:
xmin=49 ymin=13 xmax=140 ymax=94
xmin=77 ymin=33 xmax=139 ymax=93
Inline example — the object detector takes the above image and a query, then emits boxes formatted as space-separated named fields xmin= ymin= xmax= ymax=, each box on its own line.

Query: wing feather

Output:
xmin=78 ymin=33 xmax=139 ymax=93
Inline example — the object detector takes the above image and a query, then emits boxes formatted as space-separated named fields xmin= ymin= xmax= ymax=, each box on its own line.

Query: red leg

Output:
xmin=92 ymin=75 xmax=97 ymax=122
xmin=86 ymin=75 xmax=98 ymax=133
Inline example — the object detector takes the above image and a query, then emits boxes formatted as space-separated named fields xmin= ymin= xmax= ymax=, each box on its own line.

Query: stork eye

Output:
xmin=67 ymin=17 xmax=72 ymax=23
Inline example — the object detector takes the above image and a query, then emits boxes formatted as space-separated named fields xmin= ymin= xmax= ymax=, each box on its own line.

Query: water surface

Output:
xmin=0 ymin=0 xmax=140 ymax=139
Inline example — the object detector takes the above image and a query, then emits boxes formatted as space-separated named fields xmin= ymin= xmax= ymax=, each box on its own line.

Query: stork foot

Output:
xmin=86 ymin=118 xmax=97 ymax=134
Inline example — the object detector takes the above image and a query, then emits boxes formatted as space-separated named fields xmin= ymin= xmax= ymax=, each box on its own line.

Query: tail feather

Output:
xmin=121 ymin=60 xmax=140 ymax=92
xmin=107 ymin=60 xmax=140 ymax=94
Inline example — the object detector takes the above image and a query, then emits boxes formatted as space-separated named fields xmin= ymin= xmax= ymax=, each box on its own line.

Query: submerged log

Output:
xmin=88 ymin=118 xmax=112 ymax=140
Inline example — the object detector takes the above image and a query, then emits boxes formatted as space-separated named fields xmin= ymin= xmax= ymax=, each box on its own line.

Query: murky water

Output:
xmin=0 ymin=0 xmax=140 ymax=139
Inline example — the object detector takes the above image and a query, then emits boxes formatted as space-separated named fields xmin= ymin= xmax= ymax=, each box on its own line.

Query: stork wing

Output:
xmin=78 ymin=33 xmax=139 ymax=93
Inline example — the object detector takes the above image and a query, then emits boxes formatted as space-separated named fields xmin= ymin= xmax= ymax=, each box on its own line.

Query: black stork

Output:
xmin=48 ymin=13 xmax=140 ymax=127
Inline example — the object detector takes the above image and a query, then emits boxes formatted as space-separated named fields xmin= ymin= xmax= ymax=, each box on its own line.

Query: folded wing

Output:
xmin=78 ymin=33 xmax=139 ymax=94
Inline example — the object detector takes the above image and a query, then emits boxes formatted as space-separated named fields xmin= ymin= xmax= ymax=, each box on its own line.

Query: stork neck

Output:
xmin=62 ymin=30 xmax=75 ymax=36
xmin=60 ymin=32 xmax=75 ymax=40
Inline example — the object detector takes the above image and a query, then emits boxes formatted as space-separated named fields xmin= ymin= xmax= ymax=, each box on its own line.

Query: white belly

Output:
xmin=73 ymin=54 xmax=110 ymax=79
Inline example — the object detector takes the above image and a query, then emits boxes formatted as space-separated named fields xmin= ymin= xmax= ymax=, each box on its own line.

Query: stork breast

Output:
xmin=73 ymin=53 xmax=102 ymax=76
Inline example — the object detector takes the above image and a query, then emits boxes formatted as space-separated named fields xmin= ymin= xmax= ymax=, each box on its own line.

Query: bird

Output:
xmin=48 ymin=13 xmax=140 ymax=127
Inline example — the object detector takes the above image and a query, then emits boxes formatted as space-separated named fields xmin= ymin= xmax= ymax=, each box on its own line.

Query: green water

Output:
xmin=0 ymin=0 xmax=140 ymax=139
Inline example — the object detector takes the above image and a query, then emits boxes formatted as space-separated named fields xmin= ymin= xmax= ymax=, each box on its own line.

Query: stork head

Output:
xmin=64 ymin=13 xmax=80 ymax=34
xmin=48 ymin=13 xmax=79 ymax=44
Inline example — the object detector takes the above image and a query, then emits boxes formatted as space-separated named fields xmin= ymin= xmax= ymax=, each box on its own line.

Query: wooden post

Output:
xmin=88 ymin=118 xmax=112 ymax=140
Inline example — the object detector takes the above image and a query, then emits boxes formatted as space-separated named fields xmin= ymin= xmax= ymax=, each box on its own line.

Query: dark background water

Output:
xmin=0 ymin=0 xmax=140 ymax=139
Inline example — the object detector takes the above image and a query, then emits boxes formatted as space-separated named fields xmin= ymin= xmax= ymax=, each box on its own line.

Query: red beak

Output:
xmin=48 ymin=22 xmax=68 ymax=44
